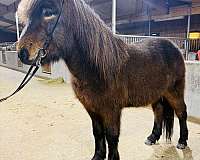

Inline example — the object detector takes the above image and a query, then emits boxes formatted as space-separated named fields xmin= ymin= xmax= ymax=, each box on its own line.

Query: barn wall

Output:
xmin=185 ymin=61 xmax=200 ymax=118
xmin=0 ymin=51 xmax=71 ymax=82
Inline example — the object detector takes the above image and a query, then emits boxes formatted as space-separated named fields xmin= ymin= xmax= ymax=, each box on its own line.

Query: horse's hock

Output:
xmin=0 ymin=66 xmax=200 ymax=160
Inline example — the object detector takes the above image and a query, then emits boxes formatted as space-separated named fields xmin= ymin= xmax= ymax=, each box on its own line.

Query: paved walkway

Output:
xmin=0 ymin=66 xmax=200 ymax=160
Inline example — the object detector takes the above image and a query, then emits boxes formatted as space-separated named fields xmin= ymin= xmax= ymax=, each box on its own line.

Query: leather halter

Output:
xmin=0 ymin=0 xmax=64 ymax=102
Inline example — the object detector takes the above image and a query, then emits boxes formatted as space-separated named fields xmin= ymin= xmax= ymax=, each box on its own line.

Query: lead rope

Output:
xmin=0 ymin=55 xmax=40 ymax=102
xmin=0 ymin=0 xmax=64 ymax=103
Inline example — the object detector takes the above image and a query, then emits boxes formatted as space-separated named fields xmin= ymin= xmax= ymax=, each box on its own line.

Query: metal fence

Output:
xmin=117 ymin=34 xmax=187 ymax=50
xmin=0 ymin=42 xmax=16 ymax=51
xmin=189 ymin=39 xmax=200 ymax=52
xmin=117 ymin=34 xmax=191 ymax=59
xmin=1 ymin=36 xmax=200 ymax=60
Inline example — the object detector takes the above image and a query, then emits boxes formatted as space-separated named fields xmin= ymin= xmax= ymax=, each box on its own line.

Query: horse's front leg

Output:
xmin=88 ymin=111 xmax=106 ymax=160
xmin=104 ymin=109 xmax=121 ymax=160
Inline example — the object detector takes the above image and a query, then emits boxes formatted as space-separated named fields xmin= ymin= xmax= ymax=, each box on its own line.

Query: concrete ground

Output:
xmin=0 ymin=66 xmax=200 ymax=160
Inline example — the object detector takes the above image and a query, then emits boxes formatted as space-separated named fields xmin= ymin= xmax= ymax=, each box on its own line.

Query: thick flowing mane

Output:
xmin=66 ymin=0 xmax=129 ymax=81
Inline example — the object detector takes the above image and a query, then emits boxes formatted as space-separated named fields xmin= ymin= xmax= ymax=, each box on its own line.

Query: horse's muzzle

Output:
xmin=18 ymin=48 xmax=35 ymax=65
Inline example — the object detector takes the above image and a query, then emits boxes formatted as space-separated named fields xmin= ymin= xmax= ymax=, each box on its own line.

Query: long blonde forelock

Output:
xmin=17 ymin=0 xmax=37 ymax=24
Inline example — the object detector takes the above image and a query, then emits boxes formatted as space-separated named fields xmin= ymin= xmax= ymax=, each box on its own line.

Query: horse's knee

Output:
xmin=88 ymin=112 xmax=104 ymax=135
xmin=92 ymin=121 xmax=104 ymax=137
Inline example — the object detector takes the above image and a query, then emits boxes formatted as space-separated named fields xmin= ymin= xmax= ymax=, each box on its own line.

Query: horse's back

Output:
xmin=127 ymin=38 xmax=185 ymax=79
xmin=125 ymin=38 xmax=185 ymax=106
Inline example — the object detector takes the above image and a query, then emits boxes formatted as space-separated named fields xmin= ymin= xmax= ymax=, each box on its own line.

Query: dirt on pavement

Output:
xmin=0 ymin=67 xmax=200 ymax=160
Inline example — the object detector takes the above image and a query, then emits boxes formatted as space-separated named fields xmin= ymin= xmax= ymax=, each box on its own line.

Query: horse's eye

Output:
xmin=42 ymin=8 xmax=56 ymax=18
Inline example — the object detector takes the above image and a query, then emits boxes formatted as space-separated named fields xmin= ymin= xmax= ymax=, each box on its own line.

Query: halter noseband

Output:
xmin=0 ymin=0 xmax=65 ymax=102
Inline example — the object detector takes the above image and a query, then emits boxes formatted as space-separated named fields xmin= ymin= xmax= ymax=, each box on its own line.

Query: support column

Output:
xmin=187 ymin=8 xmax=191 ymax=39
xmin=15 ymin=12 xmax=20 ymax=41
xmin=112 ymin=0 xmax=117 ymax=34
xmin=186 ymin=5 xmax=191 ymax=60
xmin=147 ymin=6 xmax=151 ymax=36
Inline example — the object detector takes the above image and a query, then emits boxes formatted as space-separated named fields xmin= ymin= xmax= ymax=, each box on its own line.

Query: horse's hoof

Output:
xmin=176 ymin=143 xmax=186 ymax=149
xmin=145 ymin=139 xmax=155 ymax=146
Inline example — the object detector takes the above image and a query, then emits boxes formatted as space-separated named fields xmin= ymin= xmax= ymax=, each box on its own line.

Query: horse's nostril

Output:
xmin=18 ymin=48 xmax=33 ymax=65
xmin=18 ymin=48 xmax=29 ymax=60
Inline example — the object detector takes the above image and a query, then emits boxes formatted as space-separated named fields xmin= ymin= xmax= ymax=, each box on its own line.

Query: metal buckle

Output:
xmin=36 ymin=56 xmax=42 ymax=67
xmin=35 ymin=48 xmax=47 ymax=67
xmin=38 ymin=48 xmax=47 ymax=58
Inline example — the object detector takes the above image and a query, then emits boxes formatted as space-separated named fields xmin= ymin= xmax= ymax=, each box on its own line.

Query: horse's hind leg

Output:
xmin=145 ymin=99 xmax=164 ymax=145
xmin=165 ymin=79 xmax=188 ymax=149
xmin=88 ymin=111 xmax=106 ymax=160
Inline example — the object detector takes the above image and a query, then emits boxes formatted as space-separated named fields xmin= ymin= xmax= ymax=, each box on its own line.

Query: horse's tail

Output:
xmin=162 ymin=97 xmax=174 ymax=141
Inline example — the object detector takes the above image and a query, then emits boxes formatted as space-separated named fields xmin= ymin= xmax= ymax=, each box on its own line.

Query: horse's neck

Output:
xmin=65 ymin=0 xmax=129 ymax=83
xmin=64 ymin=47 xmax=103 ymax=85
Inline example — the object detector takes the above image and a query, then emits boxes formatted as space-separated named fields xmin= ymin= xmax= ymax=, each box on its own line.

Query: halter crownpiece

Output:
xmin=0 ymin=0 xmax=65 ymax=103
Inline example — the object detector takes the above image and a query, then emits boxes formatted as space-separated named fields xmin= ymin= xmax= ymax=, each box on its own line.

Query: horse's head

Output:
xmin=17 ymin=0 xmax=68 ymax=65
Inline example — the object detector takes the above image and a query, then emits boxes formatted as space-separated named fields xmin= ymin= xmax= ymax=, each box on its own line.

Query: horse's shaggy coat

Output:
xmin=17 ymin=0 xmax=188 ymax=159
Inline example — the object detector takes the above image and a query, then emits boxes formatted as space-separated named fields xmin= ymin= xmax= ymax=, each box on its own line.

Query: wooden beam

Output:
xmin=89 ymin=0 xmax=112 ymax=6
xmin=143 ymin=0 xmax=168 ymax=12
xmin=192 ymin=5 xmax=200 ymax=14
xmin=104 ymin=5 xmax=200 ymax=24
xmin=193 ymin=0 xmax=200 ymax=3
xmin=0 ymin=16 xmax=16 ymax=26
xmin=0 ymin=26 xmax=16 ymax=33
xmin=170 ymin=4 xmax=200 ymax=16
xmin=178 ymin=0 xmax=191 ymax=3
xmin=4 ymin=24 xmax=15 ymax=29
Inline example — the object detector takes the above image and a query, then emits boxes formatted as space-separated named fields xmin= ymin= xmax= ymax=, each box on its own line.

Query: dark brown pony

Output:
xmin=17 ymin=0 xmax=188 ymax=159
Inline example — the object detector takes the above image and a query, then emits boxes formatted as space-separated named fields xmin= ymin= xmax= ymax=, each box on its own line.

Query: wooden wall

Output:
xmin=118 ymin=14 xmax=200 ymax=38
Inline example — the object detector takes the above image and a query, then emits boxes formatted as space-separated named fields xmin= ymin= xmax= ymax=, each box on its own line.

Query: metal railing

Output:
xmin=117 ymin=34 xmax=187 ymax=50
xmin=117 ymin=34 xmax=190 ymax=59
xmin=0 ymin=42 xmax=16 ymax=51
xmin=1 ymin=36 xmax=200 ymax=60
xmin=189 ymin=39 xmax=200 ymax=52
